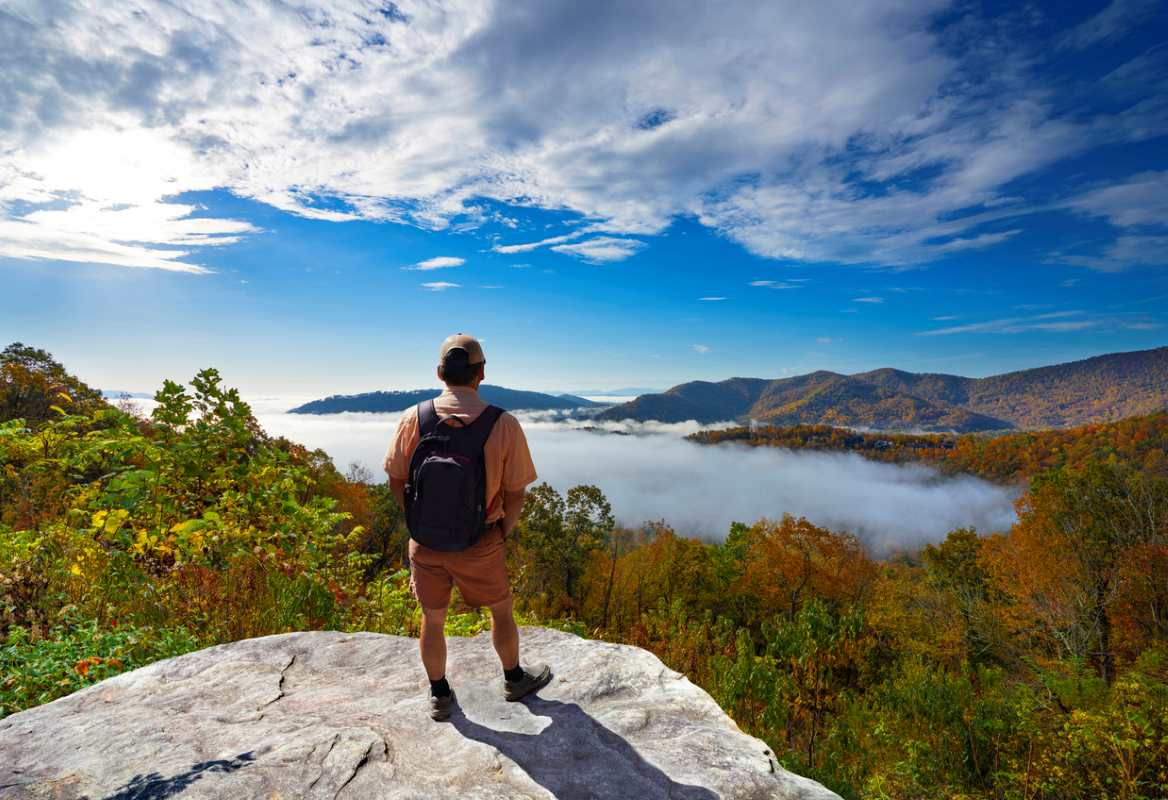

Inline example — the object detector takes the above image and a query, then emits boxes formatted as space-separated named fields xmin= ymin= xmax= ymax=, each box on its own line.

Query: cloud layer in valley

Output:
xmin=240 ymin=401 xmax=1019 ymax=556
xmin=1 ymin=0 xmax=1164 ymax=271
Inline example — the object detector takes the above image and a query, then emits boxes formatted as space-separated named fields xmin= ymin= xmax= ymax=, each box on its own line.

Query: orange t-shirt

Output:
xmin=384 ymin=385 xmax=538 ymax=524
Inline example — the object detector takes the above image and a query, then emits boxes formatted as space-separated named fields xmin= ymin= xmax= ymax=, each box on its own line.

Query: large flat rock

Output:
xmin=0 ymin=627 xmax=841 ymax=799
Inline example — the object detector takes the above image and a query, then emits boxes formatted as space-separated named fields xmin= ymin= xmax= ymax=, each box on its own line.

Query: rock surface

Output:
xmin=0 ymin=627 xmax=841 ymax=799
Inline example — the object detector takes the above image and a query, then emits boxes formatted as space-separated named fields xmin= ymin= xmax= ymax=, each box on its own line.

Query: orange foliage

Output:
xmin=731 ymin=515 xmax=877 ymax=625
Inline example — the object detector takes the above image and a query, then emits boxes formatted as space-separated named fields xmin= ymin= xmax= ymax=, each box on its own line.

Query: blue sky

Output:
xmin=1 ymin=0 xmax=1166 ymax=395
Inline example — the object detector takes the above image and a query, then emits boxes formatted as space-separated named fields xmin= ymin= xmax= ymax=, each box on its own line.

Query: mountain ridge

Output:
xmin=289 ymin=384 xmax=601 ymax=414
xmin=598 ymin=346 xmax=1168 ymax=431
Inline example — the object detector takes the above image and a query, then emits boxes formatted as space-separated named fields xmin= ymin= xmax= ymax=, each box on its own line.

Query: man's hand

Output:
xmin=500 ymin=489 xmax=525 ymax=538
xmin=390 ymin=476 xmax=406 ymax=511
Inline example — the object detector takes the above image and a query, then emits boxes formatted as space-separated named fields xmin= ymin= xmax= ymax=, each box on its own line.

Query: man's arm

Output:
xmin=390 ymin=477 xmax=406 ymax=512
xmin=497 ymin=412 xmax=536 ymax=538
xmin=384 ymin=407 xmax=419 ymax=512
xmin=500 ymin=489 xmax=525 ymax=537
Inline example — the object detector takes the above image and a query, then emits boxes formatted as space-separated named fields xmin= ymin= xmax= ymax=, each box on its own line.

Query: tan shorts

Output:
xmin=408 ymin=525 xmax=511 ymax=610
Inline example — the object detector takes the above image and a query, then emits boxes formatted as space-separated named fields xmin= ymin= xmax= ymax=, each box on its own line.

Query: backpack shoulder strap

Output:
xmin=464 ymin=405 xmax=504 ymax=452
xmin=417 ymin=399 xmax=441 ymax=436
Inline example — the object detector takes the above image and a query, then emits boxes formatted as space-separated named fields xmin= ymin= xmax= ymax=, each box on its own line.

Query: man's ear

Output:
xmin=436 ymin=365 xmax=445 ymax=383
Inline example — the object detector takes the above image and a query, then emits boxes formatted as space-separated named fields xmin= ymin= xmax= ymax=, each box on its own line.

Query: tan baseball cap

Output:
xmin=438 ymin=333 xmax=485 ymax=364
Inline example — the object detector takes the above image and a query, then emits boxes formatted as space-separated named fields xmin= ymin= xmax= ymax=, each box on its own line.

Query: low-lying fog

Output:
xmin=226 ymin=398 xmax=1018 ymax=557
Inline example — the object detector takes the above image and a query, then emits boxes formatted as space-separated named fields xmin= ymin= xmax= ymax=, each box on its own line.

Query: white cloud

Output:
xmin=698 ymin=296 xmax=727 ymax=301
xmin=692 ymin=344 xmax=710 ymax=354
xmin=421 ymin=281 xmax=459 ymax=291
xmin=0 ymin=128 xmax=253 ymax=271
xmin=853 ymin=296 xmax=884 ymax=303
xmin=1052 ymin=172 xmax=1168 ymax=270
xmin=1056 ymin=235 xmax=1168 ymax=272
xmin=405 ymin=256 xmax=465 ymax=270
xmin=1066 ymin=171 xmax=1168 ymax=229
xmin=0 ymin=0 xmax=1162 ymax=272
xmin=492 ymin=233 xmax=585 ymax=254
xmin=918 ymin=309 xmax=1161 ymax=335
xmin=931 ymin=229 xmax=1021 ymax=253
xmin=550 ymin=237 xmax=644 ymax=263
xmin=749 ymin=280 xmax=802 ymax=289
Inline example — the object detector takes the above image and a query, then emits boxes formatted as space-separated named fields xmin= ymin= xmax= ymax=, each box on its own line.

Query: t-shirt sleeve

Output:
xmin=500 ymin=412 xmax=538 ymax=491
xmin=385 ymin=407 xmax=420 ymax=480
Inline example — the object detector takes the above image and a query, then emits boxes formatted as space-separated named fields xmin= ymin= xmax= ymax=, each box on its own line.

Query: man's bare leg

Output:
xmin=488 ymin=596 xmax=520 ymax=670
xmin=420 ymin=605 xmax=448 ymax=680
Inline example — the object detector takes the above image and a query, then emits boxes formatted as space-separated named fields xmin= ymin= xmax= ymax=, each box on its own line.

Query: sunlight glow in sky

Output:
xmin=1 ymin=0 xmax=1166 ymax=394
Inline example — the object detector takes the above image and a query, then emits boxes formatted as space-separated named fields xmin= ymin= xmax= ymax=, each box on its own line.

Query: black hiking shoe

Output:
xmin=430 ymin=688 xmax=455 ymax=721
xmin=504 ymin=664 xmax=552 ymax=702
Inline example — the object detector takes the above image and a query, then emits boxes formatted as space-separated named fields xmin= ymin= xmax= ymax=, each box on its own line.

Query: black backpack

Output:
xmin=404 ymin=399 xmax=504 ymax=551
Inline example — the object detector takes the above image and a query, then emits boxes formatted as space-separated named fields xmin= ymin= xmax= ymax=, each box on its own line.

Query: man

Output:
xmin=385 ymin=333 xmax=552 ymax=721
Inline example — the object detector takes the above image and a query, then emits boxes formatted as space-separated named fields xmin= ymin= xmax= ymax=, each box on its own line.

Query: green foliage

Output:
xmin=1 ymin=610 xmax=200 ymax=718
xmin=1 ymin=362 xmax=378 ymax=708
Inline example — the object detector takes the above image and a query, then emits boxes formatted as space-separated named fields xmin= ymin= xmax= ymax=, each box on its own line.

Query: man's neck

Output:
xmin=442 ymin=383 xmax=480 ymax=395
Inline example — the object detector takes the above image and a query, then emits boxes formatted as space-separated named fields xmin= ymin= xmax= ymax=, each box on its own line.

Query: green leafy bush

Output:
xmin=1 ymin=611 xmax=200 ymax=718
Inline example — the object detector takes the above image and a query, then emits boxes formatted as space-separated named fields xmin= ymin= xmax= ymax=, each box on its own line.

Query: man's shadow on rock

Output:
xmin=81 ymin=752 xmax=256 ymax=800
xmin=451 ymin=696 xmax=717 ymax=800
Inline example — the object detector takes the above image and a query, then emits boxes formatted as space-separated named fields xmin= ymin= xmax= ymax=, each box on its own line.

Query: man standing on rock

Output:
xmin=385 ymin=333 xmax=552 ymax=721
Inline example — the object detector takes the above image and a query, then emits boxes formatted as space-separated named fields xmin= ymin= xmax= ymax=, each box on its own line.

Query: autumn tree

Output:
xmin=988 ymin=464 xmax=1167 ymax=683
xmin=728 ymin=515 xmax=877 ymax=629
xmin=0 ymin=342 xmax=106 ymax=426
xmin=922 ymin=528 xmax=1005 ymax=669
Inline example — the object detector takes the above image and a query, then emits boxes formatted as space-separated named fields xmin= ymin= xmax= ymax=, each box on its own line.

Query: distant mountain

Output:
xmin=597 ymin=346 xmax=1168 ymax=432
xmin=101 ymin=390 xmax=153 ymax=399
xmin=289 ymin=385 xmax=601 ymax=414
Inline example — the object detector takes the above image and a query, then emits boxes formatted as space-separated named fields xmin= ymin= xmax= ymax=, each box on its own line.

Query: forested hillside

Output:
xmin=600 ymin=346 xmax=1168 ymax=431
xmin=2 ymin=343 xmax=1166 ymax=800
xmin=691 ymin=412 xmax=1168 ymax=482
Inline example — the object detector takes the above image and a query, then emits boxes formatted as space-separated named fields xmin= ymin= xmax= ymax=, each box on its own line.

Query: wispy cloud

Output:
xmin=698 ymin=296 xmax=727 ymax=301
xmin=1055 ymin=236 xmax=1168 ymax=272
xmin=550 ymin=237 xmax=644 ymax=263
xmin=749 ymin=280 xmax=802 ymax=289
xmin=931 ymin=314 xmax=960 ymax=321
xmin=918 ymin=309 xmax=1161 ymax=336
xmin=421 ymin=281 xmax=460 ymax=292
xmin=492 ymin=233 xmax=584 ymax=254
xmin=404 ymin=256 xmax=465 ymax=271
xmin=1053 ymin=172 xmax=1168 ymax=270
xmin=932 ymin=229 xmax=1022 ymax=253
xmin=1057 ymin=0 xmax=1159 ymax=51
xmin=692 ymin=344 xmax=710 ymax=354
xmin=853 ymin=296 xmax=884 ymax=304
